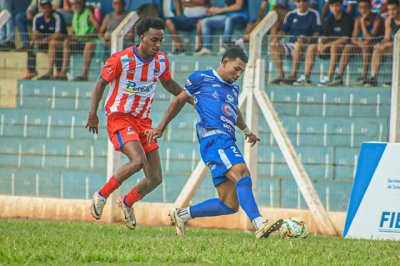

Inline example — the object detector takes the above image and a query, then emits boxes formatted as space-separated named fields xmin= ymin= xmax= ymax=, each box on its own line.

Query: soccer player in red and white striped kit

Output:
xmin=86 ymin=17 xmax=187 ymax=229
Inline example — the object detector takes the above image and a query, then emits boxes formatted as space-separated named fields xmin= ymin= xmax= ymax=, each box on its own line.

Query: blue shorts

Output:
xmin=169 ymin=16 xmax=202 ymax=31
xmin=200 ymin=133 xmax=245 ymax=187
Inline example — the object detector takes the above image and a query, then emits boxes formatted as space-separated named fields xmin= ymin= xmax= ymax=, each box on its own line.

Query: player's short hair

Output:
xmin=387 ymin=0 xmax=399 ymax=7
xmin=329 ymin=0 xmax=343 ymax=5
xmin=135 ymin=17 xmax=165 ymax=36
xmin=221 ymin=47 xmax=248 ymax=63
xmin=358 ymin=0 xmax=371 ymax=6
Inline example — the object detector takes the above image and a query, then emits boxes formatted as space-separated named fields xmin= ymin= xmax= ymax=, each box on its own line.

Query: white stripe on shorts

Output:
xmin=218 ymin=149 xmax=232 ymax=169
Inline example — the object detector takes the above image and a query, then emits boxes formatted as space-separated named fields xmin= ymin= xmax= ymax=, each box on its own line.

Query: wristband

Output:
xmin=242 ymin=127 xmax=251 ymax=135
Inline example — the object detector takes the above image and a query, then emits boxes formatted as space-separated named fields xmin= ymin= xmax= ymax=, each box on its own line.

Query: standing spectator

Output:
xmin=165 ymin=0 xmax=209 ymax=55
xmin=195 ymin=0 xmax=249 ymax=55
xmin=321 ymin=0 xmax=358 ymax=20
xmin=235 ymin=0 xmax=271 ymax=50
xmin=269 ymin=0 xmax=321 ymax=85
xmin=365 ymin=0 xmax=400 ymax=87
xmin=23 ymin=0 xmax=66 ymax=80
xmin=328 ymin=0 xmax=383 ymax=86
xmin=294 ymin=0 xmax=353 ymax=86
xmin=0 ymin=0 xmax=15 ymax=50
xmin=15 ymin=0 xmax=61 ymax=49
xmin=56 ymin=0 xmax=100 ymax=81
xmin=98 ymin=0 xmax=128 ymax=50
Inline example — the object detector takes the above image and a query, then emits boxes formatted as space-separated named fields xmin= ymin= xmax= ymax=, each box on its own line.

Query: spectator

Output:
xmin=165 ymin=0 xmax=209 ymax=55
xmin=15 ymin=0 xmax=61 ymax=49
xmin=23 ymin=0 xmax=66 ymax=80
xmin=55 ymin=0 xmax=73 ymax=26
xmin=269 ymin=0 xmax=321 ymax=85
xmin=98 ymin=0 xmax=128 ymax=50
xmin=327 ymin=0 xmax=383 ymax=86
xmin=294 ymin=0 xmax=353 ymax=86
xmin=365 ymin=0 xmax=400 ymax=87
xmin=56 ymin=0 xmax=100 ymax=81
xmin=235 ymin=0 xmax=271 ymax=50
xmin=321 ymin=0 xmax=357 ymax=20
xmin=269 ymin=0 xmax=318 ymax=42
xmin=0 ymin=0 xmax=15 ymax=50
xmin=195 ymin=0 xmax=249 ymax=55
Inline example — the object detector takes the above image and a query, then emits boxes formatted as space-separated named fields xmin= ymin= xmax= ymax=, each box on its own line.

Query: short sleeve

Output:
xmin=101 ymin=54 xmax=122 ymax=83
xmin=159 ymin=54 xmax=172 ymax=81
xmin=184 ymin=72 xmax=202 ymax=97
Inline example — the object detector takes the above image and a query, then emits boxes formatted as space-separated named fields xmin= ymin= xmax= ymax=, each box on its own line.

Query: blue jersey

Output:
xmin=281 ymin=8 xmax=322 ymax=42
xmin=184 ymin=69 xmax=240 ymax=140
xmin=33 ymin=11 xmax=66 ymax=34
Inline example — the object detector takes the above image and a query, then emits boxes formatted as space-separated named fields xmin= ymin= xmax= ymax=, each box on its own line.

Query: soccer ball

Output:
xmin=279 ymin=217 xmax=308 ymax=239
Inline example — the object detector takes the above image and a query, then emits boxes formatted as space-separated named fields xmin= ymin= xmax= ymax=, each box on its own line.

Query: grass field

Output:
xmin=1 ymin=219 xmax=399 ymax=265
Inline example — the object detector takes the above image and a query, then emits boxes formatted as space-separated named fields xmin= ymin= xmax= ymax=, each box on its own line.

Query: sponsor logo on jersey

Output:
xmin=124 ymin=81 xmax=153 ymax=93
xmin=122 ymin=57 xmax=134 ymax=63
xmin=226 ymin=94 xmax=234 ymax=103
xmin=212 ymin=90 xmax=220 ymax=101
xmin=220 ymin=115 xmax=235 ymax=128
xmin=127 ymin=126 xmax=135 ymax=135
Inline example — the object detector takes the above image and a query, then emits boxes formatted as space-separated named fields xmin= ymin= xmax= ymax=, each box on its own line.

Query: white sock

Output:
xmin=252 ymin=216 xmax=265 ymax=230
xmin=177 ymin=207 xmax=192 ymax=222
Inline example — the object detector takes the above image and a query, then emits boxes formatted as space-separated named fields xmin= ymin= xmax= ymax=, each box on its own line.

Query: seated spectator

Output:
xmin=15 ymin=0 xmax=61 ymax=49
xmin=57 ymin=0 xmax=100 ymax=81
xmin=195 ymin=0 xmax=249 ymax=55
xmin=235 ymin=0 xmax=271 ymax=50
xmin=98 ymin=0 xmax=128 ymax=50
xmin=328 ymin=0 xmax=383 ymax=86
xmin=55 ymin=0 xmax=73 ymax=26
xmin=365 ymin=0 xmax=400 ymax=87
xmin=269 ymin=0 xmax=321 ymax=85
xmin=0 ymin=0 xmax=15 ymax=50
xmin=269 ymin=0 xmax=318 ymax=42
xmin=165 ymin=0 xmax=209 ymax=55
xmin=294 ymin=0 xmax=353 ymax=86
xmin=321 ymin=0 xmax=357 ymax=20
xmin=23 ymin=0 xmax=66 ymax=80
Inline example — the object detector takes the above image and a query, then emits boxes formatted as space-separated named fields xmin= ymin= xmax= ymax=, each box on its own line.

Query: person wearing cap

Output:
xmin=56 ymin=0 xmax=100 ymax=81
xmin=23 ymin=0 xmax=67 ymax=80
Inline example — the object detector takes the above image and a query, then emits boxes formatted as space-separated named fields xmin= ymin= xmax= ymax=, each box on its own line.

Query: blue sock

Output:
xmin=236 ymin=176 xmax=261 ymax=221
xmin=189 ymin=198 xmax=237 ymax=218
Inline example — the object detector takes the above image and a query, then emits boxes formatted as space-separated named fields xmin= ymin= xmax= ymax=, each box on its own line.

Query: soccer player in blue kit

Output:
xmin=148 ymin=47 xmax=283 ymax=239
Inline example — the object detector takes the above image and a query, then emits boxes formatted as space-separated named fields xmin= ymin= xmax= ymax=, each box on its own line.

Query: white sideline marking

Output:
xmin=90 ymin=145 xmax=94 ymax=169
xmin=85 ymin=176 xmax=89 ymax=199
xmin=41 ymin=144 xmax=46 ymax=167
xmin=296 ymin=92 xmax=300 ymax=116
xmin=60 ymin=175 xmax=64 ymax=198
xmin=162 ymin=178 xmax=167 ymax=203
xmin=171 ymin=61 xmax=175 ymax=77
xmin=323 ymin=123 xmax=327 ymax=147
xmin=47 ymin=115 xmax=51 ymax=138
xmin=296 ymin=122 xmax=300 ymax=146
xmin=75 ymin=88 xmax=79 ymax=110
xmin=325 ymin=153 xmax=329 ymax=178
xmin=353 ymin=154 xmax=358 ymax=177
xmin=351 ymin=123 xmax=355 ymax=148
xmin=195 ymin=61 xmax=199 ymax=71
xmin=166 ymin=148 xmax=170 ymax=173
xmin=192 ymin=120 xmax=196 ymax=143
xmin=35 ymin=174 xmax=39 ymax=196
xmin=270 ymin=184 xmax=274 ymax=208
xmin=166 ymin=126 xmax=171 ymax=141
xmin=322 ymin=93 xmax=326 ymax=117
xmin=191 ymin=149 xmax=196 ymax=171
xmin=51 ymin=87 xmax=56 ymax=109
xmin=379 ymin=123 xmax=383 ymax=141
xmin=70 ymin=116 xmax=75 ymax=139
xmin=23 ymin=114 xmax=27 ymax=137
xmin=66 ymin=145 xmax=70 ymax=168
xmin=17 ymin=144 xmax=22 ymax=167
xmin=325 ymin=187 xmax=330 ymax=211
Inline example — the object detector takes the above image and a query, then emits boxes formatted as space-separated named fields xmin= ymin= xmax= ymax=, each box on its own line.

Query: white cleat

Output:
xmin=256 ymin=219 xmax=284 ymax=239
xmin=169 ymin=208 xmax=186 ymax=236
xmin=91 ymin=191 xmax=107 ymax=220
xmin=117 ymin=196 xmax=136 ymax=230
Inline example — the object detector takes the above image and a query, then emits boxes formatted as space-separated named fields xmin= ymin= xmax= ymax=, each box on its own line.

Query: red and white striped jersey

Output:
xmin=101 ymin=45 xmax=172 ymax=119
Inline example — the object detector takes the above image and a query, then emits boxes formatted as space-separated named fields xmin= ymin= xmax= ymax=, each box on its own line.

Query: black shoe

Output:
xmin=327 ymin=77 xmax=343 ymax=86
xmin=283 ymin=77 xmax=296 ymax=85
xmin=269 ymin=77 xmax=284 ymax=85
xmin=383 ymin=82 xmax=391 ymax=88
xmin=364 ymin=77 xmax=378 ymax=87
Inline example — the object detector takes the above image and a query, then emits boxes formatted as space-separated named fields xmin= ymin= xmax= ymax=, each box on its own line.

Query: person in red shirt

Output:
xmin=86 ymin=18 xmax=186 ymax=230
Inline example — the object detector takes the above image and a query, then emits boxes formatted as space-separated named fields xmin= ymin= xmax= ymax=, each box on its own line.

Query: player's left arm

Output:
xmin=236 ymin=108 xmax=260 ymax=147
xmin=160 ymin=79 xmax=194 ymax=105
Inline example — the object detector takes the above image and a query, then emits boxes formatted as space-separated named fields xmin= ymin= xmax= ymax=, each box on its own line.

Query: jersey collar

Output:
xmin=132 ymin=44 xmax=154 ymax=63
xmin=212 ymin=69 xmax=230 ymax=85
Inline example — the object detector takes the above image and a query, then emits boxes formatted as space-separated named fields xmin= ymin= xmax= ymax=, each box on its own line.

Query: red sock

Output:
xmin=99 ymin=176 xmax=121 ymax=198
xmin=123 ymin=186 xmax=144 ymax=207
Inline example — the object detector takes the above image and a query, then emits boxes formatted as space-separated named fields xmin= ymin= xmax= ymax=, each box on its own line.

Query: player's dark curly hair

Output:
xmin=222 ymin=47 xmax=248 ymax=63
xmin=135 ymin=17 xmax=165 ymax=36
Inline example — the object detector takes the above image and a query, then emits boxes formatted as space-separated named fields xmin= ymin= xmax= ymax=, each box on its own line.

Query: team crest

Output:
xmin=226 ymin=94 xmax=234 ymax=103
xmin=154 ymin=68 xmax=160 ymax=77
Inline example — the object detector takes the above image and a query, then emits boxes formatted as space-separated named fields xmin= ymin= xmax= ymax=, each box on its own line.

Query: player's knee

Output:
xmin=127 ymin=158 xmax=147 ymax=173
xmin=147 ymin=174 xmax=162 ymax=188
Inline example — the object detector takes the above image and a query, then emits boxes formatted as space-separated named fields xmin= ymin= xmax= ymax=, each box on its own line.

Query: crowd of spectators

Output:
xmin=0 ymin=0 xmax=399 ymax=85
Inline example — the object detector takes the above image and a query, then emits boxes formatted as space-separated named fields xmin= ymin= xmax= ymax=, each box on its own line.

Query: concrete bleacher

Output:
xmin=0 ymin=53 xmax=391 ymax=211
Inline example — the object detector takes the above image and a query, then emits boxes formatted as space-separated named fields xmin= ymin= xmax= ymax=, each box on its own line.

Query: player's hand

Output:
xmin=245 ymin=133 xmax=260 ymax=147
xmin=146 ymin=127 xmax=164 ymax=145
xmin=86 ymin=112 xmax=99 ymax=134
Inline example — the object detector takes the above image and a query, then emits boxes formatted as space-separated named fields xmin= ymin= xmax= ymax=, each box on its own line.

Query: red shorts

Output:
xmin=106 ymin=112 xmax=159 ymax=153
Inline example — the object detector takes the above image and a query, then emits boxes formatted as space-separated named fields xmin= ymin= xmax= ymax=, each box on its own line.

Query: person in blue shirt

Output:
xmin=269 ymin=0 xmax=321 ymax=85
xmin=148 ymin=47 xmax=283 ymax=239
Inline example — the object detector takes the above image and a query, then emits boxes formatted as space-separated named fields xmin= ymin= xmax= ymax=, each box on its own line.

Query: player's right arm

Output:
xmin=86 ymin=77 xmax=108 ymax=134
